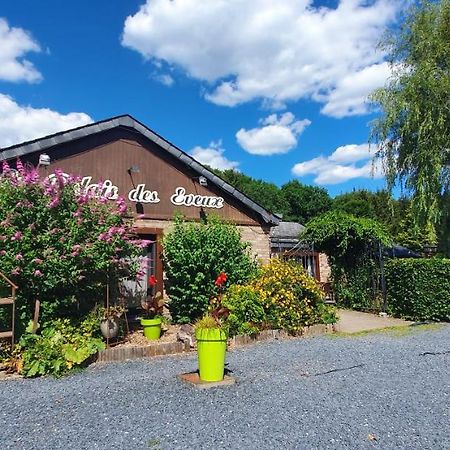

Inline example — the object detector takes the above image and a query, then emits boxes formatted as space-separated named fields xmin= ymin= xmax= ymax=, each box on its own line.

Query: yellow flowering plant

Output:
xmin=250 ymin=258 xmax=335 ymax=333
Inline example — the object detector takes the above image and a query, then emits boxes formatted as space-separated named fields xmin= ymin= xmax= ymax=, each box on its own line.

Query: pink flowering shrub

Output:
xmin=0 ymin=160 xmax=144 ymax=335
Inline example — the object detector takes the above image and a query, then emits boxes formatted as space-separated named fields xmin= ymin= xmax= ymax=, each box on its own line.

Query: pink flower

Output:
xmin=23 ymin=167 xmax=39 ymax=185
xmin=2 ymin=160 xmax=11 ymax=174
xmin=48 ymin=197 xmax=60 ymax=208
xmin=33 ymin=258 xmax=43 ymax=264
xmin=138 ymin=239 xmax=153 ymax=249
xmin=0 ymin=250 xmax=6 ymax=256
xmin=11 ymin=267 xmax=21 ymax=275
xmin=33 ymin=269 xmax=43 ymax=277
xmin=15 ymin=254 xmax=23 ymax=261
xmin=15 ymin=158 xmax=24 ymax=174
xmin=11 ymin=231 xmax=22 ymax=241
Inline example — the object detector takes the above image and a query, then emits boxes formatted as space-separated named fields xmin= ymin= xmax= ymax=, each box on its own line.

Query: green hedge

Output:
xmin=385 ymin=259 xmax=450 ymax=321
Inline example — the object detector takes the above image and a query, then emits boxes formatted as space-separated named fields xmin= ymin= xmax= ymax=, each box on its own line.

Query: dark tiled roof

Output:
xmin=0 ymin=115 xmax=280 ymax=225
xmin=270 ymin=221 xmax=305 ymax=239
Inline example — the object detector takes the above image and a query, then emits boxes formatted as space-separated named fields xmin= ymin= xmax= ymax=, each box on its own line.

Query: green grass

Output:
xmin=328 ymin=323 xmax=444 ymax=339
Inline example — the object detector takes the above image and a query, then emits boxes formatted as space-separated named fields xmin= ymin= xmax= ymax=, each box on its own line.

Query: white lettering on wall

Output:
xmin=170 ymin=187 xmax=224 ymax=209
xmin=80 ymin=177 xmax=119 ymax=200
xmin=128 ymin=184 xmax=160 ymax=203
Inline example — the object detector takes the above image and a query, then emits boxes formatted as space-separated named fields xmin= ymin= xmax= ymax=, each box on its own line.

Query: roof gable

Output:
xmin=0 ymin=115 xmax=279 ymax=225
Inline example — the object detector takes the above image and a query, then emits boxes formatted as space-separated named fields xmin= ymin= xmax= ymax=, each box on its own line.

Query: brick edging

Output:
xmin=96 ymin=323 xmax=335 ymax=363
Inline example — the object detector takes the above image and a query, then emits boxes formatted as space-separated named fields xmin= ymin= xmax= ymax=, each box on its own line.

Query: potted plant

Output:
xmin=194 ymin=272 xmax=230 ymax=382
xmin=140 ymin=275 xmax=165 ymax=340
xmin=100 ymin=305 xmax=125 ymax=339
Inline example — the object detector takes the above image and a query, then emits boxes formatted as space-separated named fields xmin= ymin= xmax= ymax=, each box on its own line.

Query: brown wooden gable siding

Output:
xmin=36 ymin=129 xmax=260 ymax=225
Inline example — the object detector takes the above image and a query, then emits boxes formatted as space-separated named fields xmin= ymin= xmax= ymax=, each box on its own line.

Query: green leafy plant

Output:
xmin=221 ymin=285 xmax=266 ymax=337
xmin=194 ymin=314 xmax=219 ymax=331
xmin=140 ymin=275 xmax=165 ymax=319
xmin=162 ymin=215 xmax=257 ymax=323
xmin=17 ymin=313 xmax=105 ymax=378
xmin=385 ymin=259 xmax=450 ymax=321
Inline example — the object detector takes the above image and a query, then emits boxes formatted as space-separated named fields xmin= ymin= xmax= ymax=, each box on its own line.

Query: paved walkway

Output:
xmin=335 ymin=309 xmax=414 ymax=333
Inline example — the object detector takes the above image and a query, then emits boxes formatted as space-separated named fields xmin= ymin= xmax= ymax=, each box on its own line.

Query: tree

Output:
xmin=280 ymin=180 xmax=332 ymax=224
xmin=332 ymin=189 xmax=410 ymax=240
xmin=333 ymin=190 xmax=376 ymax=219
xmin=370 ymin=0 xmax=450 ymax=236
xmin=212 ymin=169 xmax=288 ymax=214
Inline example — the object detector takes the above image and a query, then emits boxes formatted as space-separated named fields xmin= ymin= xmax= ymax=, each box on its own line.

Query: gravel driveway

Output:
xmin=1 ymin=324 xmax=449 ymax=450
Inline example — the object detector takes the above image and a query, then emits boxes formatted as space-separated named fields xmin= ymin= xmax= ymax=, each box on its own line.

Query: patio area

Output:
xmin=1 ymin=323 xmax=449 ymax=450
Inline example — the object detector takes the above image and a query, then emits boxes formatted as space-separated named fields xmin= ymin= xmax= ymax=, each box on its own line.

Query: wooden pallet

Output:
xmin=0 ymin=272 xmax=17 ymax=347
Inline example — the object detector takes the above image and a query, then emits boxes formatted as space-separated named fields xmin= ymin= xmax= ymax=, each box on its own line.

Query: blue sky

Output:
xmin=0 ymin=0 xmax=405 ymax=196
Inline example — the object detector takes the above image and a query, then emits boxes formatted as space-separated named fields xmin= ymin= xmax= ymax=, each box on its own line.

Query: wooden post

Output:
xmin=32 ymin=299 xmax=40 ymax=333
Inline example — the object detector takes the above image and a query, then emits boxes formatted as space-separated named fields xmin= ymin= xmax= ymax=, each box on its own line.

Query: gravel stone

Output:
xmin=1 ymin=324 xmax=449 ymax=450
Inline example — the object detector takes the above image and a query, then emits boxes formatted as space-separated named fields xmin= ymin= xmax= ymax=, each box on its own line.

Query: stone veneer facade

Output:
xmin=318 ymin=253 xmax=331 ymax=283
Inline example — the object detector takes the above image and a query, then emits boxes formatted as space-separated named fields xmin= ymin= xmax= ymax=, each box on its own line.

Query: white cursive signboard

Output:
xmin=128 ymin=184 xmax=160 ymax=204
xmin=47 ymin=174 xmax=224 ymax=209
xmin=170 ymin=187 xmax=224 ymax=209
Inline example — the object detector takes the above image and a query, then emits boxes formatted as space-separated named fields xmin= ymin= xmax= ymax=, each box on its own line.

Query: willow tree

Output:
xmin=370 ymin=0 xmax=450 ymax=242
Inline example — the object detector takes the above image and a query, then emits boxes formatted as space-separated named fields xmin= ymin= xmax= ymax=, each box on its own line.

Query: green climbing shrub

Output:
xmin=303 ymin=211 xmax=391 ymax=309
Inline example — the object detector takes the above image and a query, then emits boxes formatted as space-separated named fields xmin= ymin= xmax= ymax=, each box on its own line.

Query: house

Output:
xmin=270 ymin=221 xmax=331 ymax=282
xmin=0 ymin=115 xmax=280 ymax=297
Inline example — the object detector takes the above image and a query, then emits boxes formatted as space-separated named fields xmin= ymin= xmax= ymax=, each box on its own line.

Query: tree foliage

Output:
xmin=281 ymin=180 xmax=332 ymax=223
xmin=385 ymin=258 xmax=450 ymax=321
xmin=213 ymin=169 xmax=332 ymax=223
xmin=370 ymin=0 xmax=450 ymax=232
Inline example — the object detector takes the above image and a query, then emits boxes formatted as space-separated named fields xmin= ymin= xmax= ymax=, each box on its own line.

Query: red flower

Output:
xmin=214 ymin=272 xmax=227 ymax=287
xmin=148 ymin=275 xmax=157 ymax=286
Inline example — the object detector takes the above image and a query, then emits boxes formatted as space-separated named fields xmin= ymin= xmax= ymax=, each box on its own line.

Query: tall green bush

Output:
xmin=162 ymin=216 xmax=257 ymax=323
xmin=385 ymin=259 xmax=450 ymax=321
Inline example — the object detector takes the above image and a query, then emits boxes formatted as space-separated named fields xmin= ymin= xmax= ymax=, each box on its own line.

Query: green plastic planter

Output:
xmin=195 ymin=328 xmax=227 ymax=382
xmin=141 ymin=317 xmax=162 ymax=340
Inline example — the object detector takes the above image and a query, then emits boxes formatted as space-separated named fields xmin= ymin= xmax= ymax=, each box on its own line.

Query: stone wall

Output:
xmin=238 ymin=225 xmax=272 ymax=263
xmin=319 ymin=253 xmax=331 ymax=282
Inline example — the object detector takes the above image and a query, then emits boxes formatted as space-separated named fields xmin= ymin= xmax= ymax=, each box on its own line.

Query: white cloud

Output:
xmin=153 ymin=73 xmax=174 ymax=86
xmin=319 ymin=62 xmax=391 ymax=118
xmin=0 ymin=94 xmax=93 ymax=148
xmin=0 ymin=18 xmax=42 ymax=83
xmin=122 ymin=0 xmax=401 ymax=117
xmin=236 ymin=112 xmax=310 ymax=155
xmin=189 ymin=140 xmax=239 ymax=170
xmin=292 ymin=143 xmax=383 ymax=184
